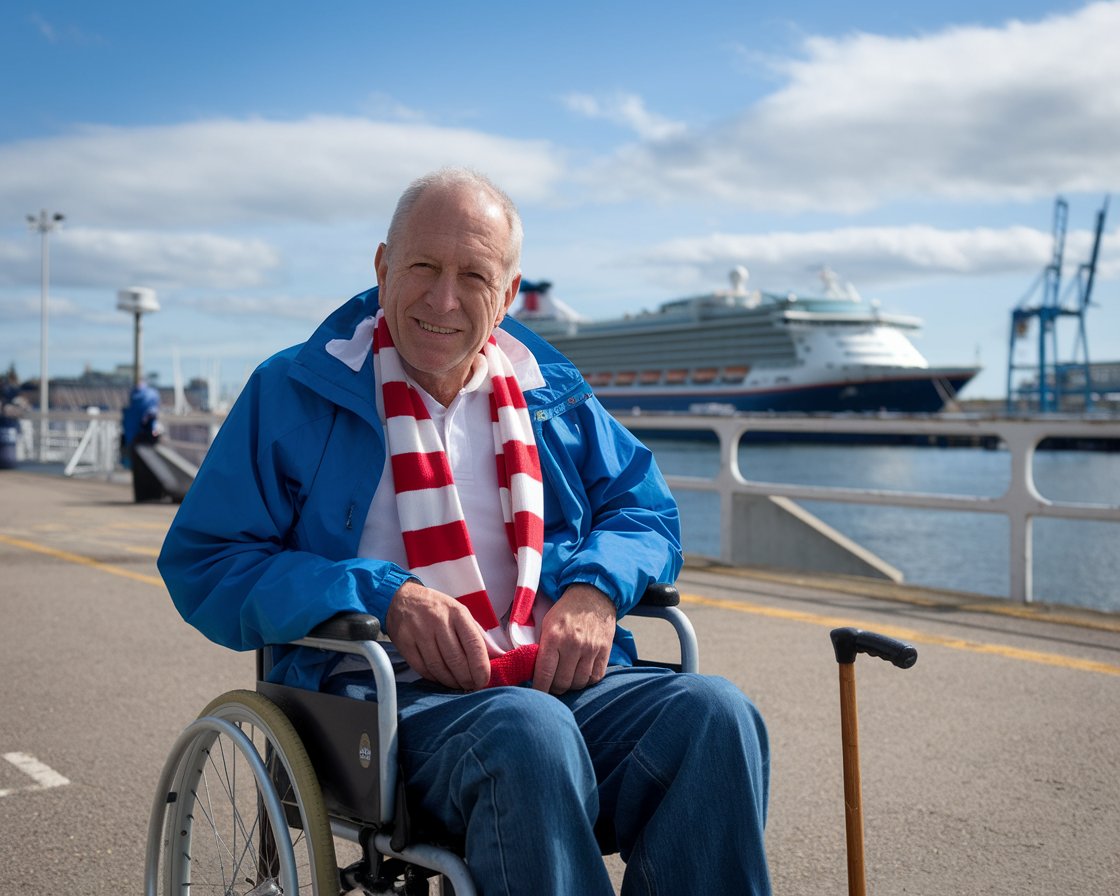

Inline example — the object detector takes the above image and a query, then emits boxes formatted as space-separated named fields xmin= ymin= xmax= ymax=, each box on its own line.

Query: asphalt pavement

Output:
xmin=1 ymin=470 xmax=1118 ymax=895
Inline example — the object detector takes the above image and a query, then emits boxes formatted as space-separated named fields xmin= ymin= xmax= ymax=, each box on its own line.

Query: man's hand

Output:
xmin=385 ymin=580 xmax=491 ymax=690
xmin=533 ymin=584 xmax=617 ymax=695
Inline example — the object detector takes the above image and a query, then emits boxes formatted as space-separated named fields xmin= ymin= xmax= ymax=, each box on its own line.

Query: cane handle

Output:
xmin=831 ymin=627 xmax=917 ymax=668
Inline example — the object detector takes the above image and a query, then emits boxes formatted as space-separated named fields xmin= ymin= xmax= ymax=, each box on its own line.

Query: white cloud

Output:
xmin=576 ymin=2 xmax=1120 ymax=210
xmin=563 ymin=92 xmax=687 ymax=140
xmin=359 ymin=93 xmax=429 ymax=123
xmin=0 ymin=117 xmax=565 ymax=229
xmin=636 ymin=223 xmax=1117 ymax=292
xmin=26 ymin=13 xmax=103 ymax=46
xmin=0 ymin=228 xmax=282 ymax=289
xmin=181 ymin=292 xmax=341 ymax=322
xmin=0 ymin=292 xmax=94 ymax=322
xmin=27 ymin=12 xmax=58 ymax=42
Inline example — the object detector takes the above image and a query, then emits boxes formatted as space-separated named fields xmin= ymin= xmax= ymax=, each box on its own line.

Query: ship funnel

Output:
xmin=729 ymin=266 xmax=750 ymax=294
xmin=517 ymin=279 xmax=551 ymax=317
xmin=514 ymin=279 xmax=587 ymax=323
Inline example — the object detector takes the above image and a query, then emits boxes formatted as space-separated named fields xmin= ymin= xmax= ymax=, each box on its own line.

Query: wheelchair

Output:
xmin=144 ymin=584 xmax=698 ymax=896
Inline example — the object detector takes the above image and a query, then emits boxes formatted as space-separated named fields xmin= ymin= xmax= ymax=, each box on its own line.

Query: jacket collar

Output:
xmin=322 ymin=310 xmax=546 ymax=393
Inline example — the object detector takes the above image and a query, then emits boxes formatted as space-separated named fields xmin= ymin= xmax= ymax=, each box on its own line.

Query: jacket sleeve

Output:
xmin=538 ymin=395 xmax=683 ymax=617
xmin=157 ymin=359 xmax=411 ymax=653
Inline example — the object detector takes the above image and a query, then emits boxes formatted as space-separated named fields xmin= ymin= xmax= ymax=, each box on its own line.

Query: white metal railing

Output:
xmin=13 ymin=409 xmax=1119 ymax=604
xmin=615 ymin=412 xmax=1120 ymax=605
xmin=13 ymin=411 xmax=222 ymax=476
xmin=15 ymin=412 xmax=116 ymax=465
xmin=63 ymin=415 xmax=120 ymax=476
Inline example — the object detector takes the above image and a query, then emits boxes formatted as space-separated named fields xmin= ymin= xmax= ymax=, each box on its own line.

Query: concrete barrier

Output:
xmin=132 ymin=442 xmax=197 ymax=502
xmin=729 ymin=493 xmax=903 ymax=581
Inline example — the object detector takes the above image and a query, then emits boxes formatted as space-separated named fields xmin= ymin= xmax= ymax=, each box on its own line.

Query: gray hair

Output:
xmin=386 ymin=167 xmax=523 ymax=283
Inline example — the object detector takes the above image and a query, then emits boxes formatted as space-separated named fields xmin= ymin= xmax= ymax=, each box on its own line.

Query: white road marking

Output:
xmin=0 ymin=752 xmax=70 ymax=797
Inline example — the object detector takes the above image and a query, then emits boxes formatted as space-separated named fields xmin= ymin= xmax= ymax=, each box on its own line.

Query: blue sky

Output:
xmin=1 ymin=0 xmax=1117 ymax=399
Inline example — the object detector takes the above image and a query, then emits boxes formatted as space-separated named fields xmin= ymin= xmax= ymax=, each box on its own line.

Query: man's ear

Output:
xmin=374 ymin=243 xmax=388 ymax=290
xmin=497 ymin=272 xmax=522 ymax=325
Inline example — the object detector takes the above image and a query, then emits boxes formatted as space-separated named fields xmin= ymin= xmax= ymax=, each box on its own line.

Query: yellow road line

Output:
xmin=679 ymin=592 xmax=1120 ymax=678
xmin=685 ymin=561 xmax=1120 ymax=634
xmin=0 ymin=533 xmax=164 ymax=587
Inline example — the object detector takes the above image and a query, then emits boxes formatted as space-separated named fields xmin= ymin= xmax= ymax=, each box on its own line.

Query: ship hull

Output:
xmin=593 ymin=368 xmax=978 ymax=415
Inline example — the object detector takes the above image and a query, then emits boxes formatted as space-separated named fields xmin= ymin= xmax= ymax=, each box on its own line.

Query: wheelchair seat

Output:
xmin=145 ymin=584 xmax=698 ymax=896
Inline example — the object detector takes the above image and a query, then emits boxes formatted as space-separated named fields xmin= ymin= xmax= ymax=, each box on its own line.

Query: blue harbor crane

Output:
xmin=1006 ymin=196 xmax=1108 ymax=413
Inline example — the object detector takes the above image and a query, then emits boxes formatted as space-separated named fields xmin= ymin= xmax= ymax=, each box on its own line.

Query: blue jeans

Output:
xmin=327 ymin=665 xmax=771 ymax=896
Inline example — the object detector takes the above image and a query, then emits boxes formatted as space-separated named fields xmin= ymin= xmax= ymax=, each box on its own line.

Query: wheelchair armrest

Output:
xmin=306 ymin=613 xmax=382 ymax=642
xmin=627 ymin=584 xmax=697 ymax=673
xmin=258 ymin=614 xmax=381 ymax=679
xmin=637 ymin=582 xmax=680 ymax=608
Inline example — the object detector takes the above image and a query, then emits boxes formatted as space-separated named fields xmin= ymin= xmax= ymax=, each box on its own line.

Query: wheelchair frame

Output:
xmin=145 ymin=584 xmax=698 ymax=896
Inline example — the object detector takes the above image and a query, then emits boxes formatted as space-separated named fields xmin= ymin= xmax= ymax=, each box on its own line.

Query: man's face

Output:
xmin=375 ymin=184 xmax=520 ymax=405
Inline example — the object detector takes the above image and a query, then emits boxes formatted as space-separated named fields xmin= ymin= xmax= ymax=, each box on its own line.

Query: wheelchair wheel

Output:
xmin=146 ymin=689 xmax=338 ymax=896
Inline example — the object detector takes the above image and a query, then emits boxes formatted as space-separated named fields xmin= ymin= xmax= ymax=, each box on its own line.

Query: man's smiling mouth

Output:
xmin=418 ymin=320 xmax=457 ymax=335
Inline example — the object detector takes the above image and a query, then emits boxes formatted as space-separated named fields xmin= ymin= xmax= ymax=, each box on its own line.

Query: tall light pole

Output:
xmin=117 ymin=287 xmax=160 ymax=386
xmin=27 ymin=209 xmax=64 ymax=460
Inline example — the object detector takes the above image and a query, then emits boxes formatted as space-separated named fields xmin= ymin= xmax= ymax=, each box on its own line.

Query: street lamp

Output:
xmin=27 ymin=209 xmax=64 ymax=460
xmin=117 ymin=287 xmax=160 ymax=386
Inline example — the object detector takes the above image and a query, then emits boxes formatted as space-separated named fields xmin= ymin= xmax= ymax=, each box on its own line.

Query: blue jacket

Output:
xmin=158 ymin=287 xmax=683 ymax=690
xmin=121 ymin=382 xmax=160 ymax=445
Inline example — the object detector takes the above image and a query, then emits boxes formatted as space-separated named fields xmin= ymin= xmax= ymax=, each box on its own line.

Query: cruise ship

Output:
xmin=512 ymin=268 xmax=979 ymax=414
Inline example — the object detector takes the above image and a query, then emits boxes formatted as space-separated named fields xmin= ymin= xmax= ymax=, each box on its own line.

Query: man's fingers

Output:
xmin=553 ymin=647 xmax=588 ymax=694
xmin=450 ymin=613 xmax=492 ymax=690
xmin=532 ymin=587 xmax=616 ymax=694
xmin=387 ymin=582 xmax=491 ymax=690
xmin=435 ymin=620 xmax=491 ymax=690
xmin=414 ymin=642 xmax=458 ymax=689
xmin=392 ymin=629 xmax=453 ymax=689
xmin=535 ymin=642 xmax=598 ymax=695
xmin=532 ymin=646 xmax=559 ymax=693
xmin=398 ymin=617 xmax=485 ymax=691
xmin=569 ymin=650 xmax=601 ymax=692
xmin=558 ymin=649 xmax=606 ymax=694
xmin=591 ymin=650 xmax=609 ymax=685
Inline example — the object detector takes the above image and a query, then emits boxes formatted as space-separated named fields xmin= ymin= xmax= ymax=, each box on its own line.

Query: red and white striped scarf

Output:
xmin=372 ymin=311 xmax=545 ymax=687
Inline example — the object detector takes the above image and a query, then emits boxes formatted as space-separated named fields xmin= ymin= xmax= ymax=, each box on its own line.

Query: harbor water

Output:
xmin=647 ymin=438 xmax=1120 ymax=613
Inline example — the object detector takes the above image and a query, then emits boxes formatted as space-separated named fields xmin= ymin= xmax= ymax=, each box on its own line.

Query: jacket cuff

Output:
xmin=557 ymin=572 xmax=625 ymax=612
xmin=364 ymin=566 xmax=420 ymax=627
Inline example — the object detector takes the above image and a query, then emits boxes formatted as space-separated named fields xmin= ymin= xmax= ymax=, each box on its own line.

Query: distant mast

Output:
xmin=729 ymin=265 xmax=749 ymax=295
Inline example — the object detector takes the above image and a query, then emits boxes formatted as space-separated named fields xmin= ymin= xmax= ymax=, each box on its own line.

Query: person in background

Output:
xmin=0 ymin=369 xmax=26 ymax=471
xmin=158 ymin=167 xmax=771 ymax=895
xmin=121 ymin=380 xmax=162 ymax=500
xmin=2 ymin=369 xmax=25 ymax=411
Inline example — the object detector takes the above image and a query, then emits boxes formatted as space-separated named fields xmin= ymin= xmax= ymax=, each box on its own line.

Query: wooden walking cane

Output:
xmin=830 ymin=628 xmax=918 ymax=896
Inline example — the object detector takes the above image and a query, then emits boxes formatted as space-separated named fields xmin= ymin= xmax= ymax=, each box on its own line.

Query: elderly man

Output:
xmin=159 ymin=168 xmax=771 ymax=895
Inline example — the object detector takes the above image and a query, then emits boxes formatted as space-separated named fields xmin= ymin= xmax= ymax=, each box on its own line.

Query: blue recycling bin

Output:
xmin=0 ymin=417 xmax=19 ymax=470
